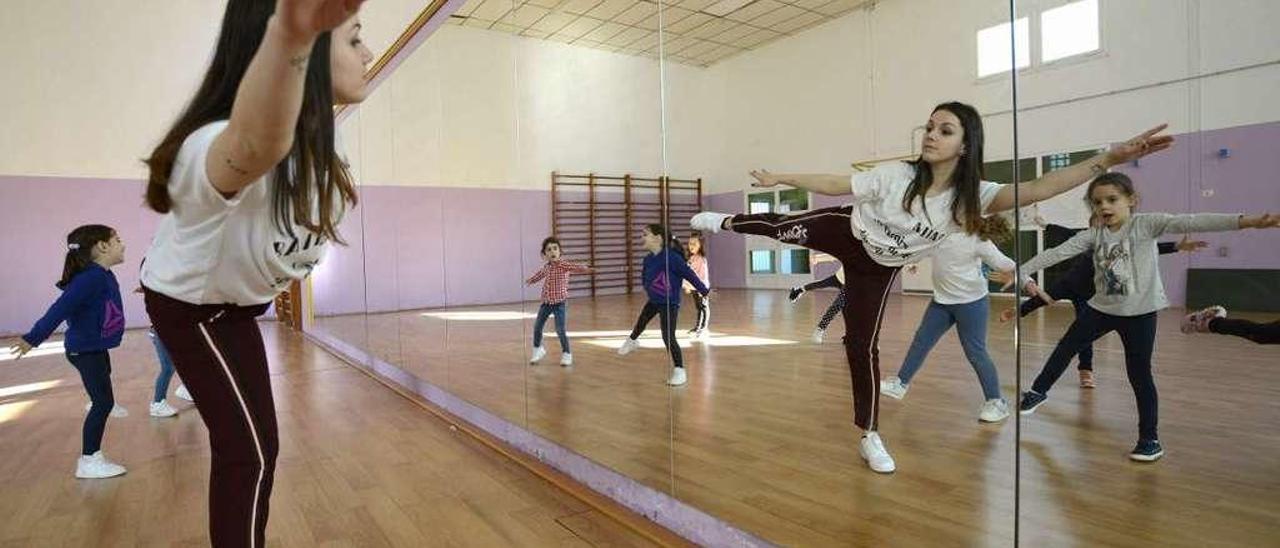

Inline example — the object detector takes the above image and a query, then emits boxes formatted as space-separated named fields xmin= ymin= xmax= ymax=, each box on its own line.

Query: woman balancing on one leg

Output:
xmin=692 ymin=102 xmax=1174 ymax=473
xmin=1012 ymin=173 xmax=1280 ymax=462
xmin=140 ymin=1 xmax=372 ymax=546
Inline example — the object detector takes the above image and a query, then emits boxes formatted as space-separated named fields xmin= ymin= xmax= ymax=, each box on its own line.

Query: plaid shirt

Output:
xmin=526 ymin=260 xmax=591 ymax=303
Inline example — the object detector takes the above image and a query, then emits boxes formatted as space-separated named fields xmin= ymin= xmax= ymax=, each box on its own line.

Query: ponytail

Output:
xmin=58 ymin=225 xmax=115 ymax=289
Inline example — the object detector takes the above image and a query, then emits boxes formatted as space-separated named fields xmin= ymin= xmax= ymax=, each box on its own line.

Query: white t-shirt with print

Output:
xmin=142 ymin=121 xmax=344 ymax=306
xmin=929 ymin=234 xmax=1015 ymax=305
xmin=849 ymin=162 xmax=1003 ymax=267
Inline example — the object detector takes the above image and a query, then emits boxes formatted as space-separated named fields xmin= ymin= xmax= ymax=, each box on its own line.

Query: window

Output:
xmin=778 ymin=189 xmax=809 ymax=213
xmin=977 ymin=0 xmax=1101 ymax=78
xmin=977 ymin=18 xmax=1030 ymax=77
xmin=1042 ymin=0 xmax=1099 ymax=63
xmin=780 ymin=249 xmax=811 ymax=275
xmin=748 ymin=192 xmax=775 ymax=214
xmin=750 ymin=250 xmax=776 ymax=274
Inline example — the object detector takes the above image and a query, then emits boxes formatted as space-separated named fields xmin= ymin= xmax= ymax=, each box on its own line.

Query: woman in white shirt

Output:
xmin=692 ymin=102 xmax=1172 ymax=473
xmin=140 ymin=1 xmax=372 ymax=546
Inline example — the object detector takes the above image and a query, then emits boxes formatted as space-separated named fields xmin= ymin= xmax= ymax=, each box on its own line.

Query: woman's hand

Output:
xmin=275 ymin=0 xmax=367 ymax=44
xmin=1103 ymin=124 xmax=1175 ymax=167
xmin=749 ymin=169 xmax=780 ymax=188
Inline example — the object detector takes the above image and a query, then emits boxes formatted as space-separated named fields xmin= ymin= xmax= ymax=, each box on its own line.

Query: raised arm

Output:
xmin=207 ymin=0 xmax=367 ymax=195
xmin=986 ymin=124 xmax=1174 ymax=212
xmin=749 ymin=170 xmax=849 ymax=196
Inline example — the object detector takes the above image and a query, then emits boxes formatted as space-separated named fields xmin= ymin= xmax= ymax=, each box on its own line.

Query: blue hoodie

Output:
xmin=642 ymin=248 xmax=709 ymax=306
xmin=22 ymin=264 xmax=125 ymax=353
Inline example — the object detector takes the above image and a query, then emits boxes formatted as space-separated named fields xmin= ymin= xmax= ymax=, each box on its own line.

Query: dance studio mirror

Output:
xmin=1011 ymin=0 xmax=1280 ymax=545
xmin=658 ymin=0 xmax=1024 ymax=543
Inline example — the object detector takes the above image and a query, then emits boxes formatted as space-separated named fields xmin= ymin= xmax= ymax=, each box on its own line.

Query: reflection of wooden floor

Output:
xmin=0 ymin=324 xmax=654 ymax=547
xmin=316 ymin=289 xmax=1280 ymax=547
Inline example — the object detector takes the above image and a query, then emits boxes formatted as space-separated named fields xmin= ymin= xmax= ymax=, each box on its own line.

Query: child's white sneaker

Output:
xmin=75 ymin=451 xmax=126 ymax=479
xmin=530 ymin=345 xmax=547 ymax=364
xmin=618 ymin=338 xmax=639 ymax=355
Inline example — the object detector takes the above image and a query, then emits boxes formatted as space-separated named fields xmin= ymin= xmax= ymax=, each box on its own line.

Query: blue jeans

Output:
xmin=897 ymin=297 xmax=1002 ymax=400
xmin=532 ymin=302 xmax=570 ymax=353
xmin=67 ymin=350 xmax=113 ymax=455
xmin=150 ymin=329 xmax=179 ymax=403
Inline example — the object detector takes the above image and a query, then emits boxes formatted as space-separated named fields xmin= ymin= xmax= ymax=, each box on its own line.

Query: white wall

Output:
xmin=343 ymin=25 xmax=669 ymax=190
xmin=0 ymin=0 xmax=435 ymax=179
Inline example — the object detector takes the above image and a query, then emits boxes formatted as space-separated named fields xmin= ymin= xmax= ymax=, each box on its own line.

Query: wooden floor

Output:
xmin=314 ymin=289 xmax=1280 ymax=547
xmin=0 ymin=324 xmax=656 ymax=547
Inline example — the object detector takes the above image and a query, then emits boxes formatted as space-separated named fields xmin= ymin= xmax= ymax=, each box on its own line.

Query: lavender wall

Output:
xmin=0 ymin=176 xmax=158 ymax=336
xmin=705 ymin=191 xmax=747 ymax=288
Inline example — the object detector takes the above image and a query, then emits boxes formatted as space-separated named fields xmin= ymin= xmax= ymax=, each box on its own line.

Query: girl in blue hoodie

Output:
xmin=9 ymin=224 xmax=128 ymax=479
xmin=617 ymin=224 xmax=709 ymax=386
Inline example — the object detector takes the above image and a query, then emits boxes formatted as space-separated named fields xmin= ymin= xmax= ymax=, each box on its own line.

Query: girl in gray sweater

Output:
xmin=1014 ymin=173 xmax=1279 ymax=462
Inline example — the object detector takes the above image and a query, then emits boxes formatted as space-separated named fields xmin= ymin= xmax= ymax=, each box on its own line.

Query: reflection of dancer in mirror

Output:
xmin=880 ymin=214 xmax=1046 ymax=423
xmin=683 ymin=233 xmax=711 ymax=339
xmin=138 ymin=1 xmax=372 ymax=545
xmin=789 ymin=253 xmax=847 ymax=343
xmin=7 ymin=225 xmax=129 ymax=479
xmin=1183 ymin=307 xmax=1280 ymax=344
xmin=691 ymin=101 xmax=1174 ymax=473
xmin=526 ymin=237 xmax=593 ymax=367
xmin=996 ymin=227 xmax=1206 ymax=388
xmin=618 ymin=224 xmax=709 ymax=387
xmin=1012 ymin=173 xmax=1280 ymax=462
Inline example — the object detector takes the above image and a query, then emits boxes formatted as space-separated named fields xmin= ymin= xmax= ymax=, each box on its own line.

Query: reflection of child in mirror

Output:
xmin=683 ymin=232 xmax=712 ymax=339
xmin=525 ymin=237 xmax=592 ymax=367
xmin=618 ymin=224 xmax=709 ymax=387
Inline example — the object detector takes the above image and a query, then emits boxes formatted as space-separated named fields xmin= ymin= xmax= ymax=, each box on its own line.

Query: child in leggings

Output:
xmin=1183 ymin=307 xmax=1280 ymax=344
xmin=9 ymin=225 xmax=128 ymax=479
xmin=1015 ymin=173 xmax=1279 ymax=462
xmin=692 ymin=102 xmax=1173 ymax=473
xmin=792 ymin=253 xmax=847 ymax=343
xmin=880 ymin=214 xmax=1044 ymax=423
xmin=526 ymin=237 xmax=592 ymax=366
xmin=683 ymin=232 xmax=711 ymax=339
xmin=1000 ymin=233 xmax=1205 ymax=387
xmin=618 ymin=224 xmax=709 ymax=386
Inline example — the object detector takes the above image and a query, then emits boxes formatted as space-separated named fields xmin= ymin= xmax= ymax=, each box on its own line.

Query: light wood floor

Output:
xmin=0 ymin=324 xmax=657 ymax=547
xmin=314 ymin=289 xmax=1280 ymax=547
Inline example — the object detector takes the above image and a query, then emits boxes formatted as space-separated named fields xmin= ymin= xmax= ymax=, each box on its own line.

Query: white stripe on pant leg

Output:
xmin=199 ymin=322 xmax=266 ymax=548
xmin=865 ymin=269 xmax=900 ymax=431
xmin=734 ymin=210 xmax=852 ymax=231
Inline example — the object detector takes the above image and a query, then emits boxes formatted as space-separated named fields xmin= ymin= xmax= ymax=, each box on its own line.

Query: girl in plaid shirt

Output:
xmin=526 ymin=237 xmax=592 ymax=366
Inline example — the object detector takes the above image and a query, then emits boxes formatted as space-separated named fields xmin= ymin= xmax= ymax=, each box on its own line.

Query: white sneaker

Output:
xmin=149 ymin=400 xmax=178 ymax=418
xmin=618 ymin=338 xmax=639 ymax=355
xmin=174 ymin=384 xmax=193 ymax=402
xmin=530 ymin=345 xmax=547 ymax=364
xmin=667 ymin=367 xmax=688 ymax=386
xmin=690 ymin=212 xmax=732 ymax=234
xmin=978 ymin=398 xmax=1011 ymax=423
xmin=85 ymin=403 xmax=129 ymax=418
xmin=560 ymin=353 xmax=573 ymax=367
xmin=880 ymin=377 xmax=908 ymax=400
xmin=859 ymin=432 xmax=896 ymax=473
xmin=75 ymin=451 xmax=126 ymax=479
xmin=812 ymin=328 xmax=826 ymax=344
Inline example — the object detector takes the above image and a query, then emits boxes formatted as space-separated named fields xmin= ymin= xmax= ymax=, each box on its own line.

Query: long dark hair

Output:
xmin=644 ymin=223 xmax=686 ymax=258
xmin=144 ymin=0 xmax=357 ymax=243
xmin=59 ymin=225 xmax=115 ymax=290
xmin=901 ymin=101 xmax=986 ymax=235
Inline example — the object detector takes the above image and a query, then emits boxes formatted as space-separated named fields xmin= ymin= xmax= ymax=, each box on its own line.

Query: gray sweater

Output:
xmin=1021 ymin=213 xmax=1240 ymax=316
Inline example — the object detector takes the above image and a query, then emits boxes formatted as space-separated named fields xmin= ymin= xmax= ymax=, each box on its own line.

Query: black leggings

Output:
xmin=67 ymin=350 xmax=114 ymax=455
xmin=804 ymin=274 xmax=843 ymax=292
xmin=691 ymin=293 xmax=709 ymax=332
xmin=1209 ymin=317 xmax=1280 ymax=344
xmin=818 ymin=289 xmax=846 ymax=330
xmin=629 ymin=302 xmax=683 ymax=368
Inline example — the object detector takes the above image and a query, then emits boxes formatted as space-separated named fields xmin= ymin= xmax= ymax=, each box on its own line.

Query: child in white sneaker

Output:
xmin=525 ymin=237 xmax=592 ymax=366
